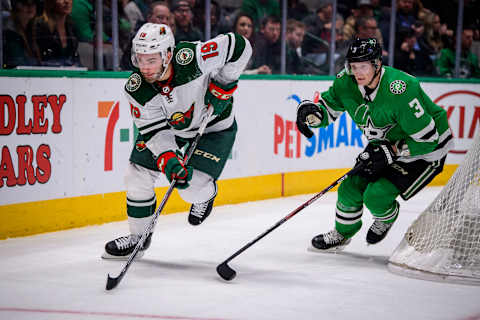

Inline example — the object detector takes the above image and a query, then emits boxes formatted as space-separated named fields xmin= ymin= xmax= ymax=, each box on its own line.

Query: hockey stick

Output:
xmin=106 ymin=108 xmax=214 ymax=290
xmin=216 ymin=165 xmax=363 ymax=281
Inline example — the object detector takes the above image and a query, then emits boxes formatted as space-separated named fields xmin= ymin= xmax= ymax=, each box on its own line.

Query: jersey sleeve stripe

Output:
xmin=138 ymin=119 xmax=167 ymax=132
xmin=138 ymin=123 xmax=169 ymax=135
xmin=228 ymin=33 xmax=247 ymax=63
xmin=319 ymin=98 xmax=341 ymax=124
xmin=225 ymin=33 xmax=233 ymax=64
xmin=419 ymin=127 xmax=438 ymax=141
xmin=410 ymin=118 xmax=438 ymax=143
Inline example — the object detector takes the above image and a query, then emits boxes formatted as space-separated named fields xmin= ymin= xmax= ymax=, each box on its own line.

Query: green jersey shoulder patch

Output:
xmin=126 ymin=73 xmax=142 ymax=92
xmin=124 ymin=71 xmax=158 ymax=105
xmin=172 ymin=42 xmax=203 ymax=86
xmin=389 ymin=79 xmax=407 ymax=94
xmin=175 ymin=47 xmax=194 ymax=65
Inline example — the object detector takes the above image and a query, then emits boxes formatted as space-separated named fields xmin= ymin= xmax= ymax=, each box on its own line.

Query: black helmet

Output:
xmin=346 ymin=38 xmax=382 ymax=63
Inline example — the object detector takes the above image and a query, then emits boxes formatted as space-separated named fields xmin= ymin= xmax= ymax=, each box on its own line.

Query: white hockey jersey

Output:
xmin=124 ymin=32 xmax=252 ymax=156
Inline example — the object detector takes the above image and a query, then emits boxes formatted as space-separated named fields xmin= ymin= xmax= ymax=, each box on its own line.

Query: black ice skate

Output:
xmin=366 ymin=219 xmax=395 ymax=244
xmin=188 ymin=197 xmax=215 ymax=226
xmin=102 ymin=233 xmax=152 ymax=260
xmin=310 ymin=229 xmax=351 ymax=252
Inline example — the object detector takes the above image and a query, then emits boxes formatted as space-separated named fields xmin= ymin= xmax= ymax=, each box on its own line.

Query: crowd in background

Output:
xmin=1 ymin=0 xmax=480 ymax=78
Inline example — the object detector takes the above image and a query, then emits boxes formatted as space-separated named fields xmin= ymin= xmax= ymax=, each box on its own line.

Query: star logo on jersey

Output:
xmin=359 ymin=116 xmax=394 ymax=141
xmin=390 ymin=80 xmax=406 ymax=94
xmin=168 ymin=103 xmax=195 ymax=130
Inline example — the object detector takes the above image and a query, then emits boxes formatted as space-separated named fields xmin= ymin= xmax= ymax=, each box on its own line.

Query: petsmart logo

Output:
xmin=98 ymin=101 xmax=131 ymax=171
xmin=274 ymin=92 xmax=364 ymax=158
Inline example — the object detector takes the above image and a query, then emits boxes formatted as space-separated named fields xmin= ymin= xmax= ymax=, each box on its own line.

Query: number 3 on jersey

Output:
xmin=408 ymin=98 xmax=425 ymax=118
xmin=201 ymin=41 xmax=219 ymax=61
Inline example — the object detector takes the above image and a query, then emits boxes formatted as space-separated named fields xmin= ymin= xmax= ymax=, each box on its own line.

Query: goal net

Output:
xmin=388 ymin=133 xmax=480 ymax=285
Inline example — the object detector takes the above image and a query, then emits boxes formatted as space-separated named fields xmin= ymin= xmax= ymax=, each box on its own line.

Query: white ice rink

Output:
xmin=1 ymin=186 xmax=479 ymax=320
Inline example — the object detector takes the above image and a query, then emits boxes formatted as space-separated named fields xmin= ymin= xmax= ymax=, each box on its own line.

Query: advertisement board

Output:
xmin=0 ymin=73 xmax=478 ymax=237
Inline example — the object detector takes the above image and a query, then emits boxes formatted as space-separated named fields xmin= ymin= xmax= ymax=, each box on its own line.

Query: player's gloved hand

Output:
xmin=204 ymin=79 xmax=238 ymax=115
xmin=355 ymin=142 xmax=395 ymax=181
xmin=296 ymin=100 xmax=324 ymax=138
xmin=157 ymin=150 xmax=193 ymax=189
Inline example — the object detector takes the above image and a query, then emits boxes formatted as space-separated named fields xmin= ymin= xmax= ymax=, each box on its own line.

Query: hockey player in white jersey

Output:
xmin=102 ymin=23 xmax=252 ymax=259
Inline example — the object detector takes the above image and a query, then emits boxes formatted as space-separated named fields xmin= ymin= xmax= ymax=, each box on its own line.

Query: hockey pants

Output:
xmin=124 ymin=162 xmax=216 ymax=235
xmin=335 ymin=174 xmax=400 ymax=239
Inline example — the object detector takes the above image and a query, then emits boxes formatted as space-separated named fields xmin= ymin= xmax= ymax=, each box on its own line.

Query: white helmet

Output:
xmin=131 ymin=23 xmax=175 ymax=73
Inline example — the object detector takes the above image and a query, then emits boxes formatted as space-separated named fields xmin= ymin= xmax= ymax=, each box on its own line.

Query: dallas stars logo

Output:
xmin=390 ymin=80 xmax=406 ymax=94
xmin=359 ymin=117 xmax=394 ymax=141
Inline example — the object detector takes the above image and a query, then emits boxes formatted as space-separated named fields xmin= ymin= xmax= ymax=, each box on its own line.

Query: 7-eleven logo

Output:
xmin=98 ymin=101 xmax=130 ymax=171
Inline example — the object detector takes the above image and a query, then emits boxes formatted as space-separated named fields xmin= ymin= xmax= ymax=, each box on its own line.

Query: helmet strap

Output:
xmin=366 ymin=59 xmax=381 ymax=88
xmin=158 ymin=51 xmax=173 ymax=80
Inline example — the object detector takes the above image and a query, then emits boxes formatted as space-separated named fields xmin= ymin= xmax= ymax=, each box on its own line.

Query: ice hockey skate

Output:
xmin=102 ymin=233 xmax=152 ymax=260
xmin=366 ymin=219 xmax=396 ymax=245
xmin=188 ymin=197 xmax=215 ymax=225
xmin=309 ymin=229 xmax=351 ymax=252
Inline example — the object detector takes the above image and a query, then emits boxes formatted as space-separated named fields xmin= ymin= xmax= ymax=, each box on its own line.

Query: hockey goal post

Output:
xmin=388 ymin=133 xmax=480 ymax=285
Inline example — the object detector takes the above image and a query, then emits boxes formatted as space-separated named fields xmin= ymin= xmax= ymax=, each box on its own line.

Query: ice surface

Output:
xmin=1 ymin=187 xmax=479 ymax=320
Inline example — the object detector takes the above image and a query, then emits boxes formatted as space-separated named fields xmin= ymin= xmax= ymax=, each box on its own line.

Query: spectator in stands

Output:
xmin=233 ymin=12 xmax=254 ymax=48
xmin=123 ymin=0 xmax=144 ymax=34
xmin=172 ymin=0 xmax=202 ymax=43
xmin=241 ymin=0 xmax=280 ymax=29
xmin=250 ymin=15 xmax=281 ymax=74
xmin=3 ymin=0 xmax=38 ymax=68
xmin=394 ymin=25 xmax=435 ymax=76
xmin=288 ymin=0 xmax=310 ymax=21
xmin=396 ymin=0 xmax=417 ymax=30
xmin=285 ymin=19 xmax=306 ymax=74
xmin=343 ymin=0 xmax=376 ymax=41
xmin=148 ymin=1 xmax=171 ymax=25
xmin=471 ymin=26 xmax=480 ymax=65
xmin=302 ymin=0 xmax=332 ymax=58
xmin=193 ymin=0 xmax=229 ymax=38
xmin=103 ymin=0 xmax=132 ymax=55
xmin=120 ymin=1 xmax=172 ymax=70
xmin=70 ymin=0 xmax=110 ymax=69
xmin=28 ymin=0 xmax=82 ymax=67
xmin=354 ymin=16 xmax=387 ymax=57
xmin=424 ymin=12 xmax=453 ymax=55
xmin=437 ymin=27 xmax=480 ymax=78
xmin=232 ymin=12 xmax=267 ymax=74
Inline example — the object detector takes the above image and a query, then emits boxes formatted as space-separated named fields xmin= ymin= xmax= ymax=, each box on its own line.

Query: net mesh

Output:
xmin=389 ymin=133 xmax=480 ymax=284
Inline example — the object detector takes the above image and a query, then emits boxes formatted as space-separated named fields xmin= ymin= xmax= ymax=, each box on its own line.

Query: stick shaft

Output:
xmin=106 ymin=108 xmax=214 ymax=289
xmin=220 ymin=166 xmax=360 ymax=265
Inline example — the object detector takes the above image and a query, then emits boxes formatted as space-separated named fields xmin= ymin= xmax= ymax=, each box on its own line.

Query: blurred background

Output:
xmin=1 ymin=0 xmax=479 ymax=78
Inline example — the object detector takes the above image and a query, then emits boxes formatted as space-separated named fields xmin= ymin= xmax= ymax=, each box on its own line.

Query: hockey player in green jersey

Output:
xmin=103 ymin=23 xmax=252 ymax=259
xmin=296 ymin=38 xmax=453 ymax=251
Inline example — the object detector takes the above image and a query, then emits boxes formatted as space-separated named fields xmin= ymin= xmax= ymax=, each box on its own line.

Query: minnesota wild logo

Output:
xmin=168 ymin=103 xmax=195 ymax=130
xmin=176 ymin=48 xmax=194 ymax=65
xmin=135 ymin=140 xmax=147 ymax=151
xmin=390 ymin=80 xmax=406 ymax=94
xmin=126 ymin=73 xmax=142 ymax=92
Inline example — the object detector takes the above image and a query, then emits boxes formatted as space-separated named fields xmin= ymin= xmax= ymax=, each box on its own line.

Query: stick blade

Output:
xmin=106 ymin=274 xmax=120 ymax=290
xmin=216 ymin=262 xmax=237 ymax=281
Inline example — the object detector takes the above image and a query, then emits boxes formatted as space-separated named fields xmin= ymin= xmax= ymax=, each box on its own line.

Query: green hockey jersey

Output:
xmin=315 ymin=66 xmax=453 ymax=162
xmin=123 ymin=32 xmax=252 ymax=157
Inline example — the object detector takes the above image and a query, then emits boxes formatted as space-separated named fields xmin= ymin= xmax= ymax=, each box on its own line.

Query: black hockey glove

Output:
xmin=296 ymin=100 xmax=324 ymax=138
xmin=355 ymin=142 xmax=395 ymax=181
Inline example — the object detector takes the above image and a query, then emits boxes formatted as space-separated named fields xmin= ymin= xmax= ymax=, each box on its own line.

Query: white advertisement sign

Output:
xmin=1 ymin=76 xmax=478 ymax=206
